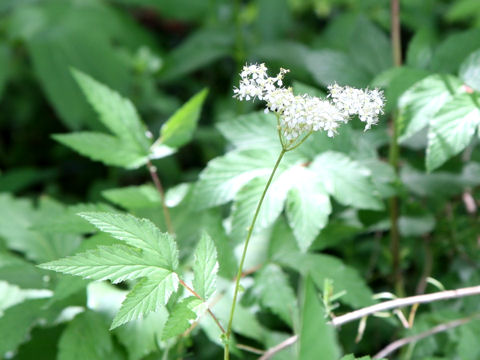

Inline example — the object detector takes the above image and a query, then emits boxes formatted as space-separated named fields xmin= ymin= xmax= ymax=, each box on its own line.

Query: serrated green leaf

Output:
xmin=79 ymin=212 xmax=178 ymax=270
xmin=398 ymin=74 xmax=463 ymax=142
xmin=160 ymin=88 xmax=208 ymax=148
xmin=39 ymin=245 xmax=170 ymax=283
xmin=255 ymin=264 xmax=297 ymax=327
xmin=270 ymin=221 xmax=374 ymax=308
xmin=0 ymin=194 xmax=80 ymax=262
xmin=159 ymin=29 xmax=234 ymax=82
xmin=31 ymin=202 xmax=116 ymax=235
xmin=230 ymin=170 xmax=293 ymax=242
xmin=58 ymin=311 xmax=114 ymax=360
xmin=310 ymin=151 xmax=383 ymax=210
xmin=192 ymin=233 xmax=218 ymax=300
xmin=216 ymin=112 xmax=279 ymax=150
xmin=286 ymin=167 xmax=331 ymax=252
xmin=460 ymin=49 xmax=480 ymax=92
xmin=431 ymin=29 xmax=480 ymax=73
xmin=102 ymin=185 xmax=161 ymax=210
xmin=111 ymin=273 xmax=178 ymax=329
xmin=426 ymin=93 xmax=480 ymax=171
xmin=192 ymin=149 xmax=283 ymax=209
xmin=0 ymin=299 xmax=47 ymax=356
xmin=114 ymin=310 xmax=168 ymax=360
xmin=299 ymin=277 xmax=340 ymax=360
xmin=53 ymin=132 xmax=148 ymax=169
xmin=162 ymin=296 xmax=202 ymax=340
xmin=72 ymin=69 xmax=150 ymax=152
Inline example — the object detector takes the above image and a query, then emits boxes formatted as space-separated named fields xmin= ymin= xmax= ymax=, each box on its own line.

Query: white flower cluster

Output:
xmin=233 ymin=63 xmax=385 ymax=141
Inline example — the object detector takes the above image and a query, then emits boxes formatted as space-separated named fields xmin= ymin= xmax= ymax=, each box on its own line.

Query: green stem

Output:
xmin=224 ymin=148 xmax=287 ymax=359
xmin=389 ymin=0 xmax=404 ymax=297
xmin=147 ymin=160 xmax=174 ymax=234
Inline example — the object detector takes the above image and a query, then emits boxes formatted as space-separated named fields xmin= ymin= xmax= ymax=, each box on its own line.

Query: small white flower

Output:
xmin=234 ymin=63 xmax=385 ymax=143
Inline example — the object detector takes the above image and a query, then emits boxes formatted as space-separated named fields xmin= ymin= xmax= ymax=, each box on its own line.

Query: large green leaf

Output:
xmin=53 ymin=132 xmax=148 ymax=169
xmin=310 ymin=151 xmax=383 ymax=210
xmin=78 ymin=212 xmax=178 ymax=270
xmin=285 ymin=167 xmax=331 ymax=252
xmin=426 ymin=93 xmax=480 ymax=171
xmin=159 ymin=89 xmax=208 ymax=148
xmin=0 ymin=299 xmax=47 ymax=356
xmin=58 ymin=311 xmax=114 ymax=360
xmin=398 ymin=74 xmax=463 ymax=142
xmin=102 ymin=185 xmax=161 ymax=210
xmin=159 ymin=29 xmax=234 ymax=82
xmin=270 ymin=221 xmax=374 ymax=308
xmin=192 ymin=149 xmax=286 ymax=209
xmin=255 ymin=264 xmax=297 ymax=327
xmin=299 ymin=277 xmax=340 ymax=360
xmin=460 ymin=49 xmax=480 ymax=92
xmin=230 ymin=170 xmax=294 ymax=242
xmin=72 ymin=70 xmax=150 ymax=153
xmin=112 ymin=273 xmax=178 ymax=329
xmin=306 ymin=49 xmax=370 ymax=87
xmin=0 ymin=45 xmax=9 ymax=99
xmin=431 ymin=29 xmax=480 ymax=73
xmin=161 ymin=296 xmax=202 ymax=340
xmin=216 ymin=112 xmax=279 ymax=150
xmin=192 ymin=233 xmax=218 ymax=300
xmin=114 ymin=310 xmax=168 ymax=360
xmin=39 ymin=245 xmax=171 ymax=283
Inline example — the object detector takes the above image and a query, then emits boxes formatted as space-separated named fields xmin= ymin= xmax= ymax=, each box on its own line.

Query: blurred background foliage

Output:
xmin=1 ymin=0 xmax=480 ymax=359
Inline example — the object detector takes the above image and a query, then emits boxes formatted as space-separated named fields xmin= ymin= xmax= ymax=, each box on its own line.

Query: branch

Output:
xmin=259 ymin=285 xmax=480 ymax=359
xmin=373 ymin=315 xmax=480 ymax=359
xmin=332 ymin=285 xmax=480 ymax=327
xmin=178 ymin=278 xmax=226 ymax=334
xmin=258 ymin=335 xmax=298 ymax=360
xmin=146 ymin=160 xmax=174 ymax=234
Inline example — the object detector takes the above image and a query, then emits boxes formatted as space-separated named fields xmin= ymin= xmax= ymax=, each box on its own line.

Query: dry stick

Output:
xmin=258 ymin=285 xmax=480 ymax=360
xmin=389 ymin=0 xmax=404 ymax=297
xmin=178 ymin=278 xmax=226 ymax=334
xmin=373 ymin=315 xmax=480 ymax=359
xmin=147 ymin=160 xmax=174 ymax=234
xmin=258 ymin=335 xmax=298 ymax=360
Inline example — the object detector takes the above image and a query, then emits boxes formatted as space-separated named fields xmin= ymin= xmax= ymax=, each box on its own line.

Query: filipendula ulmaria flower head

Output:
xmin=233 ymin=63 xmax=385 ymax=148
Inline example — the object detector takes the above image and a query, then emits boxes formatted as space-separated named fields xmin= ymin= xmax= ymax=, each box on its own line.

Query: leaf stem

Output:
xmin=224 ymin=148 xmax=287 ymax=359
xmin=389 ymin=0 xmax=404 ymax=297
xmin=178 ymin=277 xmax=225 ymax=334
xmin=147 ymin=160 xmax=174 ymax=234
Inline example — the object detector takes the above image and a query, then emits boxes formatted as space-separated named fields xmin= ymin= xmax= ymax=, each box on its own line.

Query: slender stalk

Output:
xmin=224 ymin=148 xmax=287 ymax=359
xmin=389 ymin=0 xmax=404 ymax=296
xmin=260 ymin=285 xmax=480 ymax=359
xmin=178 ymin=278 xmax=225 ymax=334
xmin=147 ymin=160 xmax=174 ymax=234
xmin=373 ymin=315 xmax=480 ymax=359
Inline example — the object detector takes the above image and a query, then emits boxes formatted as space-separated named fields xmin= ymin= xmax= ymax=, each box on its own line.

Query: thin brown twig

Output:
xmin=259 ymin=286 xmax=480 ymax=359
xmin=373 ymin=315 xmax=480 ymax=359
xmin=332 ymin=285 xmax=480 ymax=327
xmin=147 ymin=160 xmax=174 ymax=234
xmin=236 ymin=344 xmax=265 ymax=355
xmin=389 ymin=0 xmax=404 ymax=297
xmin=178 ymin=278 xmax=226 ymax=334
xmin=258 ymin=335 xmax=298 ymax=360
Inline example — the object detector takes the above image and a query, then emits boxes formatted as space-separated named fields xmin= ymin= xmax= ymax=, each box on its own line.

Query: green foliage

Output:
xmin=58 ymin=311 xmax=115 ymax=360
xmin=162 ymin=297 xmax=202 ymax=340
xmin=192 ymin=233 xmax=218 ymax=300
xmin=160 ymin=89 xmax=208 ymax=148
xmin=2 ymin=0 xmax=480 ymax=358
xmin=299 ymin=277 xmax=340 ymax=360
xmin=39 ymin=212 xmax=180 ymax=329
